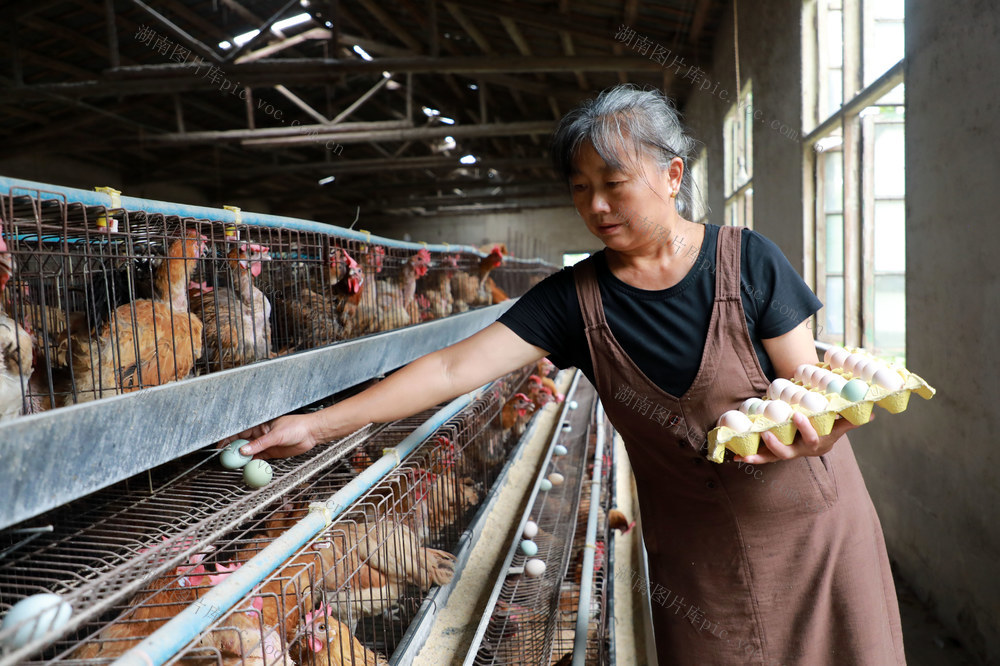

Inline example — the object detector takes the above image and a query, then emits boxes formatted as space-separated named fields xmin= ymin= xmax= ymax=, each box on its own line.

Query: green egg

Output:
xmin=539 ymin=479 xmax=553 ymax=491
xmin=220 ymin=439 xmax=253 ymax=469
xmin=553 ymin=444 xmax=568 ymax=456
xmin=840 ymin=378 xmax=870 ymax=402
xmin=520 ymin=540 xmax=539 ymax=557
xmin=243 ymin=460 xmax=273 ymax=488
xmin=825 ymin=377 xmax=847 ymax=395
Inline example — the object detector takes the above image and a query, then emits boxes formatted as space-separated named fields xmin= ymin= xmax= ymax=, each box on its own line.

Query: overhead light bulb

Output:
xmin=459 ymin=154 xmax=477 ymax=165
xmin=353 ymin=44 xmax=374 ymax=61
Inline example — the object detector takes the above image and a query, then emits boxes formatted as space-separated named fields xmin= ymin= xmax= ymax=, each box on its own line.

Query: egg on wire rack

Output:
xmin=524 ymin=558 xmax=547 ymax=577
xmin=0 ymin=593 xmax=72 ymax=649
xmin=243 ymin=460 xmax=273 ymax=488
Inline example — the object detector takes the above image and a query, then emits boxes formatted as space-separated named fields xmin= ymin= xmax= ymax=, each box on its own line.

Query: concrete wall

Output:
xmin=681 ymin=0 xmax=806 ymax=271
xmin=846 ymin=1 xmax=1000 ymax=661
xmin=367 ymin=206 xmax=602 ymax=266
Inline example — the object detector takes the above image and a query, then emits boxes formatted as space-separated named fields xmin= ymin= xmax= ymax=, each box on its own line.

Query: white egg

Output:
xmin=798 ymin=391 xmax=829 ymax=413
xmin=739 ymin=398 xmax=763 ymax=414
xmin=843 ymin=353 xmax=870 ymax=376
xmin=814 ymin=369 xmax=833 ymax=388
xmin=860 ymin=361 xmax=885 ymax=382
xmin=717 ymin=410 xmax=752 ymax=433
xmin=778 ymin=385 xmax=804 ymax=404
xmin=872 ymin=367 xmax=904 ymax=391
xmin=0 ymin=593 xmax=72 ymax=649
xmin=763 ymin=400 xmax=793 ymax=423
xmin=823 ymin=347 xmax=838 ymax=365
xmin=548 ymin=473 xmax=565 ymax=486
xmin=828 ymin=348 xmax=851 ymax=369
xmin=523 ymin=520 xmax=539 ymax=539
xmin=794 ymin=364 xmax=814 ymax=383
xmin=766 ymin=378 xmax=792 ymax=400
xmin=524 ymin=558 xmax=547 ymax=577
xmin=852 ymin=358 xmax=877 ymax=380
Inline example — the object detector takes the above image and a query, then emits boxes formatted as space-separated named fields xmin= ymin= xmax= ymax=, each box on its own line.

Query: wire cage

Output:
xmin=0 ymin=186 xmax=555 ymax=420
xmin=0 ymin=365 xmax=544 ymax=664
xmin=548 ymin=419 xmax=615 ymax=665
xmin=471 ymin=381 xmax=598 ymax=666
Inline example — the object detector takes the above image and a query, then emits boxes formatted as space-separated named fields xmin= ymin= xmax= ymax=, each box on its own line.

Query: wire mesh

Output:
xmin=548 ymin=417 xmax=615 ymax=665
xmin=472 ymin=383 xmax=597 ymax=665
xmin=0 ymin=366 xmax=539 ymax=664
xmin=0 ymin=190 xmax=554 ymax=420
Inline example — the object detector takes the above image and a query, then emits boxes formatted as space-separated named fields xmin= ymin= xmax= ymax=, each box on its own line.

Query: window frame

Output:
xmin=804 ymin=0 xmax=905 ymax=354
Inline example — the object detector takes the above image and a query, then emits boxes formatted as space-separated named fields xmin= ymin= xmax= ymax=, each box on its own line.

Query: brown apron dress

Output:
xmin=574 ymin=225 xmax=905 ymax=665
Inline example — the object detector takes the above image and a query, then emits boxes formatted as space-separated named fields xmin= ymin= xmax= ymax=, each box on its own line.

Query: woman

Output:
xmin=234 ymin=86 xmax=905 ymax=664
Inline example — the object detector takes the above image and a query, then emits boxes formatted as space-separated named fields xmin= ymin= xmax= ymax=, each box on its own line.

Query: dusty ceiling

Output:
xmin=0 ymin=0 xmax=727 ymax=225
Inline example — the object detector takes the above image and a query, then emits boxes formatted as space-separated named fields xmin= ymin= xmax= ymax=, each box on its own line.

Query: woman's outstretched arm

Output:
xmin=234 ymin=322 xmax=548 ymax=459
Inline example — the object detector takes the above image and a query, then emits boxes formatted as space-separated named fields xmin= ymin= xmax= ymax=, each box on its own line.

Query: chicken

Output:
xmin=190 ymin=242 xmax=273 ymax=370
xmin=70 ymin=554 xmax=283 ymax=665
xmin=405 ymin=467 xmax=480 ymax=545
xmin=66 ymin=230 xmax=206 ymax=404
xmin=419 ymin=254 xmax=458 ymax=321
xmin=367 ymin=249 xmax=431 ymax=331
xmin=528 ymin=373 xmax=564 ymax=405
xmin=297 ymin=604 xmax=388 ymax=666
xmin=261 ymin=499 xmax=455 ymax=630
xmin=501 ymin=392 xmax=535 ymax=442
xmin=271 ymin=249 xmax=363 ymax=350
xmin=484 ymin=276 xmax=509 ymax=304
xmin=608 ymin=507 xmax=636 ymax=534
xmin=536 ymin=357 xmax=557 ymax=378
xmin=451 ymin=247 xmax=503 ymax=312
xmin=353 ymin=245 xmax=385 ymax=335
xmin=0 ymin=232 xmax=34 ymax=421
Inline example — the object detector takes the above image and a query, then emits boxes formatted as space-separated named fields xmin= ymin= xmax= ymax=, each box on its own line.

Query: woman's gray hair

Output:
xmin=551 ymin=84 xmax=700 ymax=219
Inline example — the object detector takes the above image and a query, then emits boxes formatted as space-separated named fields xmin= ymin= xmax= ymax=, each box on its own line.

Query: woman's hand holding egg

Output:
xmin=219 ymin=413 xmax=323 ymax=460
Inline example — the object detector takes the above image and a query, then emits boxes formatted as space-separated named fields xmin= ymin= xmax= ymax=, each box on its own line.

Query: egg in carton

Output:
xmin=707 ymin=346 xmax=935 ymax=463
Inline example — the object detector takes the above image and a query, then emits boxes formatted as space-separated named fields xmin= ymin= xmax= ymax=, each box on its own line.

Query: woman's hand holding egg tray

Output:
xmin=706 ymin=346 xmax=936 ymax=463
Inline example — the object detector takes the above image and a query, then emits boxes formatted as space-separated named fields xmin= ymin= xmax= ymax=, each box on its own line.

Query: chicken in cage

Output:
xmin=449 ymin=246 xmax=505 ymax=313
xmin=0 ymin=191 xmax=556 ymax=422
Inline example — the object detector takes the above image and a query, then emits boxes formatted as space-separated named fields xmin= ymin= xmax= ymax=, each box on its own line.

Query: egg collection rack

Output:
xmin=547 ymin=410 xmax=616 ymax=665
xmin=466 ymin=379 xmax=610 ymax=665
xmin=0 ymin=180 xmax=558 ymax=537
xmin=0 ymin=363 xmax=544 ymax=664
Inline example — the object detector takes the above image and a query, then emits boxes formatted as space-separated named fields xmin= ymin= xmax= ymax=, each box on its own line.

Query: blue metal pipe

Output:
xmin=0 ymin=174 xmax=483 ymax=255
xmin=110 ymin=386 xmax=483 ymax=666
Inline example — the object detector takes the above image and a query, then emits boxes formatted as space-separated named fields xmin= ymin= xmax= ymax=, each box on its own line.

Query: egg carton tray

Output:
xmin=707 ymin=356 xmax=935 ymax=463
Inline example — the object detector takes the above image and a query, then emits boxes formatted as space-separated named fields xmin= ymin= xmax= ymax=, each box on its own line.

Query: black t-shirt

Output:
xmin=497 ymin=224 xmax=823 ymax=397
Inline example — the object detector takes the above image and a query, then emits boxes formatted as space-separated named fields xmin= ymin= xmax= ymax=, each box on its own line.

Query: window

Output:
xmin=562 ymin=252 xmax=590 ymax=267
xmin=689 ymin=147 xmax=708 ymax=223
xmin=805 ymin=0 xmax=905 ymax=360
xmin=724 ymin=82 xmax=753 ymax=228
